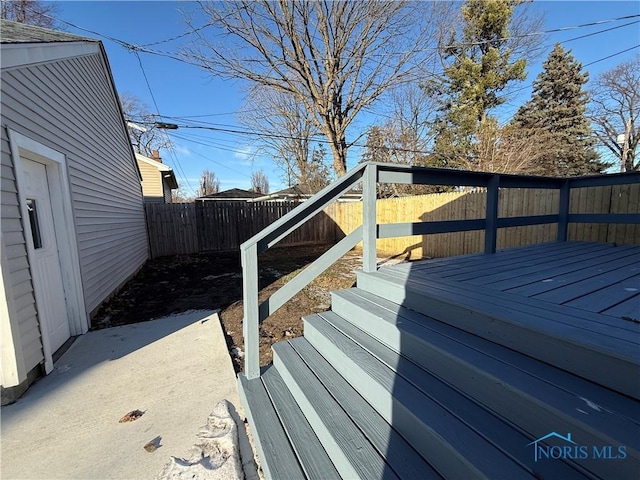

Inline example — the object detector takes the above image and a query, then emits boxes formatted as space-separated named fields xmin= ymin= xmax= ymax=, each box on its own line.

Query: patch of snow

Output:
xmin=231 ymin=347 xmax=244 ymax=359
xmin=156 ymin=400 xmax=243 ymax=480
xmin=542 ymin=279 xmax=554 ymax=283
xmin=624 ymin=287 xmax=638 ymax=292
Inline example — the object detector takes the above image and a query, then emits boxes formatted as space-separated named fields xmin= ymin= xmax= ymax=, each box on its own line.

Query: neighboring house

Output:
xmin=0 ymin=20 xmax=149 ymax=403
xmin=196 ymin=188 xmax=262 ymax=202
xmin=253 ymin=184 xmax=362 ymax=202
xmin=136 ymin=151 xmax=178 ymax=203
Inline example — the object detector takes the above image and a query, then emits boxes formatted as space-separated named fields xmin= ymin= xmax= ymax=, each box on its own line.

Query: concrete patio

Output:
xmin=1 ymin=310 xmax=246 ymax=479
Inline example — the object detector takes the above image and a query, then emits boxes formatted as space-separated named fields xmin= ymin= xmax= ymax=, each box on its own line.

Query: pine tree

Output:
xmin=430 ymin=0 xmax=528 ymax=168
xmin=513 ymin=44 xmax=606 ymax=176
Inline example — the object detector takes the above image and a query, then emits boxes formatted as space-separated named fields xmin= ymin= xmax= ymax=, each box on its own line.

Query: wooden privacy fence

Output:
xmin=145 ymin=201 xmax=336 ymax=258
xmin=146 ymin=183 xmax=638 ymax=260
xmin=325 ymin=183 xmax=640 ymax=260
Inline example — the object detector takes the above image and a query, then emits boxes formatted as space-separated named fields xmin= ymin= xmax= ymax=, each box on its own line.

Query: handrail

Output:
xmin=240 ymin=162 xmax=369 ymax=379
xmin=241 ymin=161 xmax=640 ymax=379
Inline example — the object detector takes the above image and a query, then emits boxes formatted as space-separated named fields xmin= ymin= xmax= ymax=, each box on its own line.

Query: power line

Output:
xmin=168 ymin=132 xmax=256 ymax=179
xmin=132 ymin=50 xmax=196 ymax=194
xmin=50 ymin=11 xmax=639 ymax=64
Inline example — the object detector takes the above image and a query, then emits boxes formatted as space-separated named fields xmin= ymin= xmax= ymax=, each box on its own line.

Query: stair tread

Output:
xmin=272 ymin=341 xmax=401 ymax=480
xmin=261 ymin=366 xmax=340 ymax=480
xmin=305 ymin=313 xmax=562 ymax=479
xmin=357 ymin=270 xmax=640 ymax=400
xmin=333 ymin=287 xmax=640 ymax=440
xmin=238 ymin=371 xmax=306 ymax=480
xmin=288 ymin=336 xmax=442 ymax=480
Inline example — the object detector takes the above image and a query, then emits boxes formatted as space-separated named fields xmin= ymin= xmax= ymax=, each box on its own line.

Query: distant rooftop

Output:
xmin=197 ymin=188 xmax=263 ymax=201
xmin=0 ymin=19 xmax=96 ymax=44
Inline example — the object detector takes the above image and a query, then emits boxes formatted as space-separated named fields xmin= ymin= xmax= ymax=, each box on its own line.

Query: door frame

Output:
xmin=8 ymin=129 xmax=87 ymax=373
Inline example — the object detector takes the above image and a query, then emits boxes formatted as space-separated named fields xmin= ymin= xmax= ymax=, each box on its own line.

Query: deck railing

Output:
xmin=240 ymin=161 xmax=640 ymax=379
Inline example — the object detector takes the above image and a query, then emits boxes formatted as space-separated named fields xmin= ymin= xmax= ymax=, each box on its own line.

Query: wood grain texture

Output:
xmin=303 ymin=314 xmax=534 ymax=480
xmin=238 ymin=372 xmax=306 ymax=480
xmin=272 ymin=341 xmax=398 ymax=480
xmin=261 ymin=367 xmax=340 ymax=480
xmin=289 ymin=338 xmax=442 ymax=480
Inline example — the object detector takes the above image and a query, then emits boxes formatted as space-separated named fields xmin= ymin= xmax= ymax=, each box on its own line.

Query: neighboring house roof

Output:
xmin=253 ymin=184 xmax=362 ymax=202
xmin=197 ymin=188 xmax=263 ymax=201
xmin=135 ymin=153 xmax=179 ymax=190
xmin=0 ymin=19 xmax=95 ymax=43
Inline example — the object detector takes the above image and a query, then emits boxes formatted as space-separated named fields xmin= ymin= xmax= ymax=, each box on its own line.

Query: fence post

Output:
xmin=363 ymin=163 xmax=377 ymax=272
xmin=485 ymin=174 xmax=499 ymax=254
xmin=241 ymin=243 xmax=260 ymax=379
xmin=558 ymin=179 xmax=570 ymax=242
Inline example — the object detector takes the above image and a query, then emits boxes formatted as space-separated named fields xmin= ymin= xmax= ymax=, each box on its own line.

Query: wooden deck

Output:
xmin=364 ymin=241 xmax=640 ymax=399
xmin=239 ymin=241 xmax=640 ymax=479
xmin=386 ymin=241 xmax=639 ymax=318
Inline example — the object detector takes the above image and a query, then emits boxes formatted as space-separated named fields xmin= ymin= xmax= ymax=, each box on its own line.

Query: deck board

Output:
xmin=363 ymin=242 xmax=640 ymax=399
xmin=533 ymin=266 xmax=639 ymax=306
xmin=485 ymin=245 xmax=638 ymax=291
xmin=237 ymin=371 xmax=306 ymax=480
xmin=289 ymin=338 xmax=442 ymax=480
xmin=438 ymin=242 xmax=611 ymax=281
xmin=272 ymin=342 xmax=400 ymax=480
xmin=564 ymin=275 xmax=640 ymax=313
xmin=602 ymin=294 xmax=640 ymax=319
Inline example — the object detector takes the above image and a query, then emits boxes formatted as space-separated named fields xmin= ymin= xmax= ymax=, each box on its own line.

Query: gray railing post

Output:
xmin=558 ymin=179 xmax=570 ymax=242
xmin=241 ymin=243 xmax=260 ymax=379
xmin=363 ymin=163 xmax=377 ymax=272
xmin=485 ymin=174 xmax=499 ymax=254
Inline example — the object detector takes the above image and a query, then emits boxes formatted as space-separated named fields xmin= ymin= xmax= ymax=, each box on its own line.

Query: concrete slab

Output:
xmin=1 ymin=310 xmax=244 ymax=479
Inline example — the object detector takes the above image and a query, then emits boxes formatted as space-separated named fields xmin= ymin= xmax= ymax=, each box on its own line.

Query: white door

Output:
xmin=21 ymin=159 xmax=70 ymax=353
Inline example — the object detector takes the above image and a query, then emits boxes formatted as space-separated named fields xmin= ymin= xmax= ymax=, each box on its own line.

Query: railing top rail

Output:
xmin=240 ymin=161 xmax=367 ymax=253
xmin=373 ymin=162 xmax=640 ymax=188
xmin=240 ymin=162 xmax=640 ymax=253
xmin=568 ymin=171 xmax=640 ymax=187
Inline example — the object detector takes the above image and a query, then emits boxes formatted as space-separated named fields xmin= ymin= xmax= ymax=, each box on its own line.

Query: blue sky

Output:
xmin=57 ymin=1 xmax=640 ymax=195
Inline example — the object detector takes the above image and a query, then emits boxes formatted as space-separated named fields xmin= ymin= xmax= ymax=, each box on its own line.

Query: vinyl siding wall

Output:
xmin=138 ymin=159 xmax=164 ymax=202
xmin=1 ymin=51 xmax=148 ymax=350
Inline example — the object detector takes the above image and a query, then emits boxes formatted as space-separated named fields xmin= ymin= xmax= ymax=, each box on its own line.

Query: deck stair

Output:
xmin=239 ymin=255 xmax=640 ymax=479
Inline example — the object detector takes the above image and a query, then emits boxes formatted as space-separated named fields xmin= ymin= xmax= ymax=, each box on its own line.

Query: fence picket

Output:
xmin=145 ymin=185 xmax=638 ymax=259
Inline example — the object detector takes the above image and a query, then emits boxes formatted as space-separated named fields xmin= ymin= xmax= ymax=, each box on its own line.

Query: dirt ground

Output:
xmin=92 ymin=245 xmax=366 ymax=372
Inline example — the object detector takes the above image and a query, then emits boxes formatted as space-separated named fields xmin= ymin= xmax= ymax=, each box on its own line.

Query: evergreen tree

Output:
xmin=513 ymin=44 xmax=606 ymax=176
xmin=430 ymin=0 xmax=528 ymax=168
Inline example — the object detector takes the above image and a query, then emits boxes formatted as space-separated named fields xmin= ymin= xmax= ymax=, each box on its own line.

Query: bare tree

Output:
xmin=1 ymin=0 xmax=59 ymax=28
xmin=184 ymin=0 xmax=450 ymax=176
xmin=250 ymin=170 xmax=269 ymax=195
xmin=589 ymin=55 xmax=640 ymax=172
xmin=471 ymin=119 xmax=539 ymax=175
xmin=120 ymin=93 xmax=173 ymax=157
xmin=238 ymin=85 xmax=328 ymax=188
xmin=171 ymin=187 xmax=195 ymax=203
xmin=198 ymin=170 xmax=220 ymax=197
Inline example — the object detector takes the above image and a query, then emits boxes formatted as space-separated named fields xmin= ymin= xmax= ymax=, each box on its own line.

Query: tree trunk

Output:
xmin=328 ymin=133 xmax=348 ymax=177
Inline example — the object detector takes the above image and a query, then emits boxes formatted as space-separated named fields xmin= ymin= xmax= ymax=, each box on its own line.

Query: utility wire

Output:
xmin=50 ymin=12 xmax=639 ymax=62
xmin=133 ymin=50 xmax=196 ymax=194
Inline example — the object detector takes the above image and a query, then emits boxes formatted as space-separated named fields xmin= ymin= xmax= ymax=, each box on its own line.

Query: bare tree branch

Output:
xmin=183 ymin=0 xmax=449 ymax=176
xmin=589 ymin=55 xmax=640 ymax=171
xmin=250 ymin=170 xmax=269 ymax=194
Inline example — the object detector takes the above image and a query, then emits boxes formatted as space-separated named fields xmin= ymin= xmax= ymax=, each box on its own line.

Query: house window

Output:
xmin=26 ymin=199 xmax=43 ymax=249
